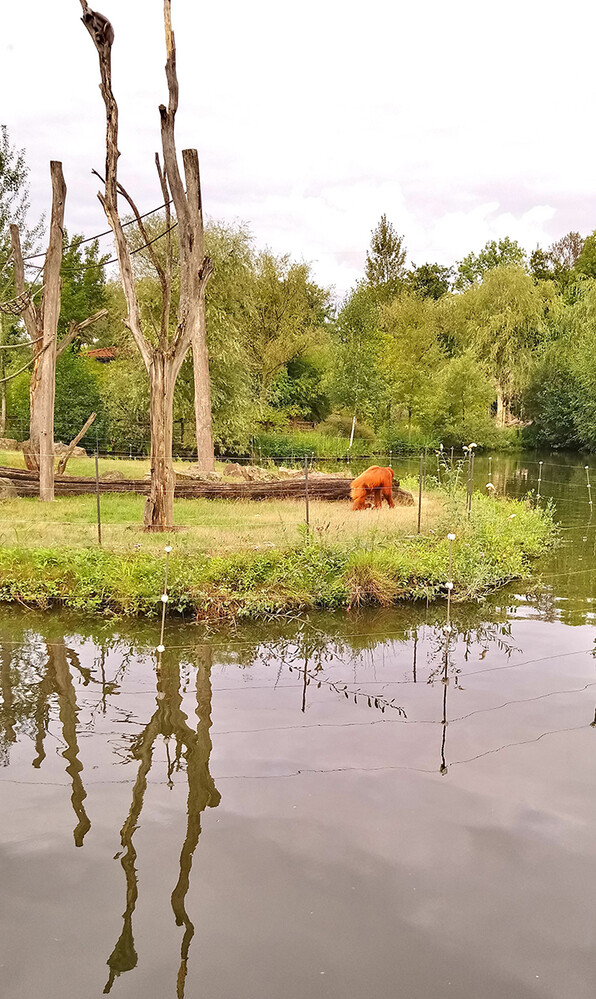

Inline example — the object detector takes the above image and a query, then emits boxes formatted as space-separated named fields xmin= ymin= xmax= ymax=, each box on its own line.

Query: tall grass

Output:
xmin=0 ymin=487 xmax=555 ymax=619
xmin=0 ymin=489 xmax=442 ymax=553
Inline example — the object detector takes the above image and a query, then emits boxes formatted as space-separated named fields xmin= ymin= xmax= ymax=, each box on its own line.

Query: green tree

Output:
xmin=203 ymin=222 xmax=257 ymax=450
xmin=0 ymin=125 xmax=43 ymax=264
xmin=365 ymin=214 xmax=407 ymax=297
xmin=454 ymin=265 xmax=551 ymax=424
xmin=455 ymin=237 xmax=526 ymax=290
xmin=524 ymin=342 xmax=580 ymax=448
xmin=269 ymin=350 xmax=331 ymax=423
xmin=7 ymin=351 xmax=107 ymax=447
xmin=523 ymin=283 xmax=596 ymax=450
xmin=58 ymin=232 xmax=110 ymax=338
xmin=529 ymin=247 xmax=553 ymax=283
xmin=94 ymin=356 xmax=150 ymax=453
xmin=329 ymin=284 xmax=389 ymax=427
xmin=407 ymin=262 xmax=453 ymax=299
xmin=380 ymin=293 xmax=444 ymax=428
xmin=0 ymin=127 xmax=44 ymax=435
xmin=246 ymin=251 xmax=330 ymax=415
xmin=575 ymin=232 xmax=596 ymax=280
xmin=422 ymin=351 xmax=496 ymax=446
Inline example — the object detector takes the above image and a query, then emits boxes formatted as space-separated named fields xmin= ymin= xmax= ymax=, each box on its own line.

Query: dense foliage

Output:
xmin=2 ymin=127 xmax=596 ymax=455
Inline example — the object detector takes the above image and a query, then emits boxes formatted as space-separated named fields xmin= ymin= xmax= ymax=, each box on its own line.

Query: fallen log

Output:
xmin=0 ymin=466 xmax=414 ymax=504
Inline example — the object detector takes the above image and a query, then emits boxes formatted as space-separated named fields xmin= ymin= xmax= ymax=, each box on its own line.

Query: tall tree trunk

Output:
xmin=192 ymin=296 xmax=214 ymax=471
xmin=496 ymin=386 xmax=506 ymax=428
xmin=10 ymin=161 xmax=66 ymax=500
xmin=29 ymin=335 xmax=57 ymax=500
xmin=0 ymin=359 xmax=6 ymax=437
xmin=81 ymin=1 xmax=215 ymax=525
xmin=144 ymin=352 xmax=175 ymax=529
xmin=31 ymin=161 xmax=65 ymax=500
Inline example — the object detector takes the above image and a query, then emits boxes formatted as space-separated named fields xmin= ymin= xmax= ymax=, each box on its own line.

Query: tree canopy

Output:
xmin=365 ymin=215 xmax=407 ymax=298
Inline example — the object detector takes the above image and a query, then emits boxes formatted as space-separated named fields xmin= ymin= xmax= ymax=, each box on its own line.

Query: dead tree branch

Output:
xmin=80 ymin=2 xmax=151 ymax=370
xmin=10 ymin=226 xmax=40 ymax=348
xmin=57 ymin=413 xmax=97 ymax=475
xmin=56 ymin=308 xmax=108 ymax=359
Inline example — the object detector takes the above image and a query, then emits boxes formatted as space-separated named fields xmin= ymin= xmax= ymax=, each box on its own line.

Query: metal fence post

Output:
xmin=94 ymin=450 xmax=102 ymax=546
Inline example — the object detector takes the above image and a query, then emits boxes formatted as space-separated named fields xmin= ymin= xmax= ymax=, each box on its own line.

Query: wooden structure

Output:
xmin=0 ymin=466 xmax=414 ymax=504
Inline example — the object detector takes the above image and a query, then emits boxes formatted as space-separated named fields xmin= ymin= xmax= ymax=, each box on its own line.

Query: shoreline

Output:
xmin=0 ymin=492 xmax=556 ymax=621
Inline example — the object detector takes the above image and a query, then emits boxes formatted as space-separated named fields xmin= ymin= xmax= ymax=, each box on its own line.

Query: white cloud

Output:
xmin=2 ymin=0 xmax=596 ymax=296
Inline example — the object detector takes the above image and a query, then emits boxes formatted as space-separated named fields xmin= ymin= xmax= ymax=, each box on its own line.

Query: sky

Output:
xmin=2 ymin=0 xmax=596 ymax=297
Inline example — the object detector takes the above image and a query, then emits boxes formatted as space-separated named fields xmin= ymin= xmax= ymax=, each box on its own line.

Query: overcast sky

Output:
xmin=2 ymin=0 xmax=595 ymax=296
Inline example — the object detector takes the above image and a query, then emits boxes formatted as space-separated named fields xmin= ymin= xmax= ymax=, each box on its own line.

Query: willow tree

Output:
xmin=80 ymin=1 xmax=214 ymax=529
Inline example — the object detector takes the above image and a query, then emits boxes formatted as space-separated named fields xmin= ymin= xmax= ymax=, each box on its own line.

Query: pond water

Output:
xmin=1 ymin=451 xmax=596 ymax=999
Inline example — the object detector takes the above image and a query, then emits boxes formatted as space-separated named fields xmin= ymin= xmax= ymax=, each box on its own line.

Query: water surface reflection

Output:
xmin=1 ymin=596 xmax=596 ymax=998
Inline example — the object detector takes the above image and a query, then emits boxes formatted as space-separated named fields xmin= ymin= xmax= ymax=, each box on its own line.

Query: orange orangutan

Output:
xmin=350 ymin=466 xmax=395 ymax=511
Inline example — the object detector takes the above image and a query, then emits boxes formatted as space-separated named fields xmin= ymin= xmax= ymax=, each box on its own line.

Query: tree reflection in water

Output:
xmin=0 ymin=637 xmax=92 ymax=846
xmin=104 ymin=647 xmax=220 ymax=998
xmin=6 ymin=603 xmax=591 ymax=995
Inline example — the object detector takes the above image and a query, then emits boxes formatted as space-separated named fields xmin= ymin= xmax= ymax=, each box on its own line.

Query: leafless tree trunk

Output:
xmin=145 ymin=354 xmax=176 ymax=527
xmin=496 ymin=385 xmax=509 ymax=427
xmin=0 ymin=363 xmax=6 ymax=437
xmin=80 ymin=0 xmax=215 ymax=528
xmin=10 ymin=162 xmax=66 ymax=500
xmin=11 ymin=170 xmax=107 ymax=501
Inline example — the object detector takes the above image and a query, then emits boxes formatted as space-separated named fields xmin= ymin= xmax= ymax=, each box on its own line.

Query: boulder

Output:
xmin=100 ymin=469 xmax=125 ymax=481
xmin=53 ymin=442 xmax=87 ymax=457
xmin=20 ymin=440 xmax=87 ymax=458
xmin=277 ymin=466 xmax=302 ymax=479
xmin=177 ymin=466 xmax=222 ymax=482
xmin=0 ymin=477 xmax=17 ymax=498
xmin=223 ymin=462 xmax=246 ymax=479
xmin=0 ymin=438 xmax=19 ymax=451
xmin=240 ymin=465 xmax=280 ymax=482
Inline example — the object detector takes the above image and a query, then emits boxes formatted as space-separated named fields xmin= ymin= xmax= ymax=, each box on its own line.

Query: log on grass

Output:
xmin=0 ymin=466 xmax=414 ymax=504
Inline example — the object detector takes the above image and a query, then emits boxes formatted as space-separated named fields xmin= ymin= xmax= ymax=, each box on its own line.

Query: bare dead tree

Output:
xmin=10 ymin=164 xmax=106 ymax=500
xmin=80 ymin=1 xmax=215 ymax=530
xmin=9 ymin=162 xmax=65 ymax=498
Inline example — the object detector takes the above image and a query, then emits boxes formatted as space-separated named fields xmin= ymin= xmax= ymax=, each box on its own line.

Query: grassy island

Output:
xmin=0 ymin=482 xmax=555 ymax=620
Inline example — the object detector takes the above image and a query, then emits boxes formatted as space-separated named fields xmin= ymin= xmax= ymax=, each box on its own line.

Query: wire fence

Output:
xmin=0 ymin=443 xmax=594 ymax=571
xmin=2 ymin=422 xmax=596 ymax=472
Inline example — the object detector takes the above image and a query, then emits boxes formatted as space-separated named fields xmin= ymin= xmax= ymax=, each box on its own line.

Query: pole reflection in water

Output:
xmin=104 ymin=647 xmax=220 ymax=998
xmin=439 ymin=628 xmax=451 ymax=776
xmin=0 ymin=644 xmax=16 ymax=766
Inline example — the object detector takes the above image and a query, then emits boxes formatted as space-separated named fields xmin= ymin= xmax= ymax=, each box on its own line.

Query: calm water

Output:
xmin=1 ymin=451 xmax=596 ymax=999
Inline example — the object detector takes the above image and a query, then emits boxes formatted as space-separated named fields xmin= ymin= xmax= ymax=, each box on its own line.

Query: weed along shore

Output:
xmin=0 ymin=485 xmax=555 ymax=620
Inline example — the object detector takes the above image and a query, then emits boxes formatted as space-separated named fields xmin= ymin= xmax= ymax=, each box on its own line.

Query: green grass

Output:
xmin=0 ymin=448 xmax=235 ymax=481
xmin=0 ymin=481 xmax=444 ymax=553
xmin=0 ymin=485 xmax=556 ymax=620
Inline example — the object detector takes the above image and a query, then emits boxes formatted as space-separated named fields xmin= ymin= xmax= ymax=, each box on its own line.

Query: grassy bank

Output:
xmin=0 ymin=488 xmax=555 ymax=619
xmin=0 ymin=487 xmax=443 ymax=552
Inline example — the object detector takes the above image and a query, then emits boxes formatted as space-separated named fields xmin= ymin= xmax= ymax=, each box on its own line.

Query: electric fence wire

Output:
xmin=21 ymin=198 xmax=174 ymax=262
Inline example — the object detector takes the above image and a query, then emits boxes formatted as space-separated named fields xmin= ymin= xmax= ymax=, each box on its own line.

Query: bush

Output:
xmin=375 ymin=423 xmax=439 ymax=455
xmin=319 ymin=414 xmax=375 ymax=440
xmin=254 ymin=429 xmax=375 ymax=460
